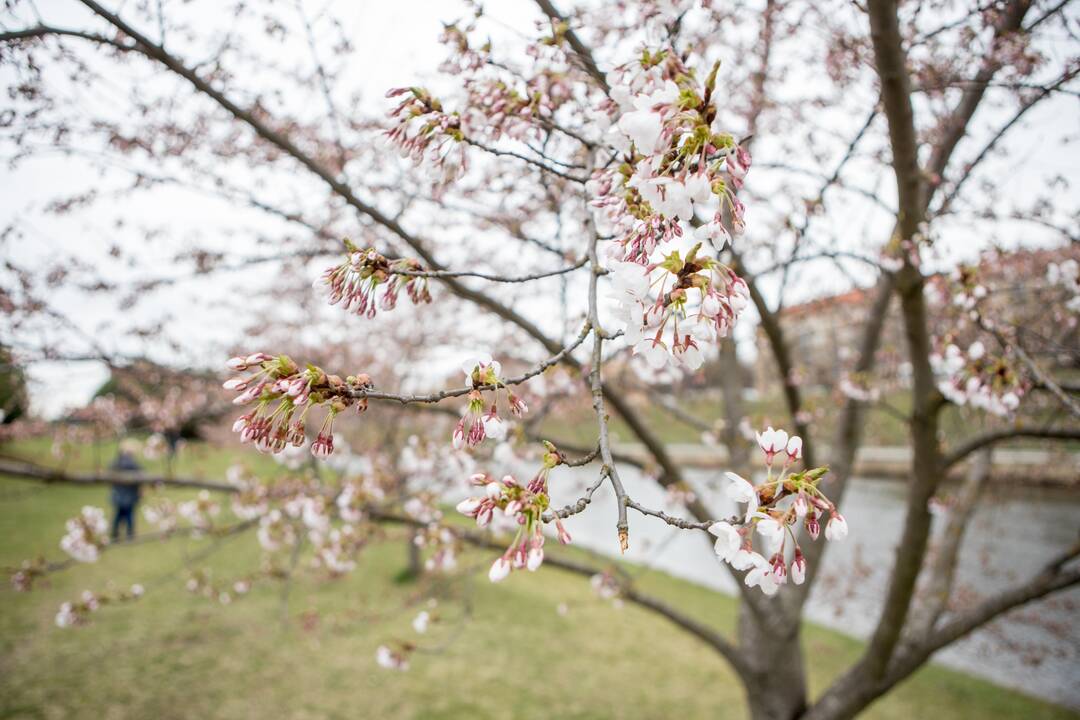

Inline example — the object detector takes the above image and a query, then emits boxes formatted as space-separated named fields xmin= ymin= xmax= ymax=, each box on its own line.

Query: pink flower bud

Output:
xmin=825 ymin=513 xmax=848 ymax=541
xmin=488 ymin=556 xmax=511 ymax=583
xmin=456 ymin=498 xmax=480 ymax=516
xmin=527 ymin=547 xmax=544 ymax=571
xmin=769 ymin=553 xmax=787 ymax=584
xmin=791 ymin=550 xmax=807 ymax=585
xmin=556 ymin=519 xmax=572 ymax=545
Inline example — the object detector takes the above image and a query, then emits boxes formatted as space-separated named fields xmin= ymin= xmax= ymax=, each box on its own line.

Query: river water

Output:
xmin=539 ymin=466 xmax=1080 ymax=710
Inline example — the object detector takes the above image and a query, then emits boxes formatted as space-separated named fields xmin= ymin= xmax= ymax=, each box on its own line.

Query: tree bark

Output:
xmin=739 ymin=610 xmax=807 ymax=720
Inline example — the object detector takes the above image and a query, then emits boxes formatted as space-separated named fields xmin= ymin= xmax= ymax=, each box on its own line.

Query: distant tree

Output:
xmin=0 ymin=346 xmax=28 ymax=424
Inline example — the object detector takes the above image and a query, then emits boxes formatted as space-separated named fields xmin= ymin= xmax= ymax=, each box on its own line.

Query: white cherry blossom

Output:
xmin=709 ymin=521 xmax=741 ymax=562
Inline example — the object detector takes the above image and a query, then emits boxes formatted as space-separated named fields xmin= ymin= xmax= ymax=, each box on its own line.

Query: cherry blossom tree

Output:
xmin=2 ymin=1 xmax=1079 ymax=719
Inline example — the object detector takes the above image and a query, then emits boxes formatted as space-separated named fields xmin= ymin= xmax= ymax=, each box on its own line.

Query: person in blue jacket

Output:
xmin=110 ymin=439 xmax=143 ymax=540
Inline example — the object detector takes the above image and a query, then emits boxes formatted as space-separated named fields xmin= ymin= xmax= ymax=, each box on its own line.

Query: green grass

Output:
xmin=0 ymin=440 xmax=1074 ymax=720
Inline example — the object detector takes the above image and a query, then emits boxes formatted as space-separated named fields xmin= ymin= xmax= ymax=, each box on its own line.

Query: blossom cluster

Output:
xmin=225 ymin=352 xmax=369 ymax=458
xmin=10 ymin=557 xmax=47 ymax=592
xmin=374 ymin=602 xmax=441 ymax=671
xmin=229 ymin=469 xmax=270 ymax=521
xmin=177 ymin=490 xmax=221 ymax=533
xmin=385 ymin=86 xmax=467 ymax=181
xmin=931 ymin=341 xmax=1023 ymax=417
xmin=708 ymin=427 xmax=846 ymax=596
xmin=185 ymin=569 xmax=252 ymax=606
xmin=589 ymin=51 xmax=751 ymax=262
xmin=1046 ymin=258 xmax=1080 ymax=317
xmin=316 ymin=242 xmax=432 ymax=320
xmin=456 ymin=450 xmax=571 ymax=583
xmin=452 ymin=353 xmax=528 ymax=449
xmin=375 ymin=643 xmax=411 ymax=671
xmin=609 ymin=243 xmax=750 ymax=370
xmin=590 ymin=572 xmax=622 ymax=603
xmin=142 ymin=497 xmax=177 ymax=531
xmin=59 ymin=506 xmax=110 ymax=563
xmin=55 ymin=585 xmax=143 ymax=629
xmin=412 ymin=523 xmax=459 ymax=573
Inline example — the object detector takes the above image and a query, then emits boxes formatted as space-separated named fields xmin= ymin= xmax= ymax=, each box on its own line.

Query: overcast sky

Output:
xmin=3 ymin=1 xmax=1076 ymax=418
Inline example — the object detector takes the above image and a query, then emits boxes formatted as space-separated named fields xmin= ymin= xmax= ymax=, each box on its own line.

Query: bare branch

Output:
xmin=905 ymin=448 xmax=992 ymax=639
xmin=941 ymin=425 xmax=1080 ymax=471
xmin=346 ymin=321 xmax=594 ymax=405
xmin=0 ymin=458 xmax=233 ymax=493
xmin=533 ymin=0 xmax=610 ymax=93
xmin=393 ymin=255 xmax=589 ymax=283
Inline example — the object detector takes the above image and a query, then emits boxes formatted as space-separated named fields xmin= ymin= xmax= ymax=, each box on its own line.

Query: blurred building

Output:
xmin=754 ymin=244 xmax=1079 ymax=393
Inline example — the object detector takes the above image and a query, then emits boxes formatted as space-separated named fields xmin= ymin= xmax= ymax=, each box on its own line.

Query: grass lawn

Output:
xmin=0 ymin=439 xmax=1074 ymax=720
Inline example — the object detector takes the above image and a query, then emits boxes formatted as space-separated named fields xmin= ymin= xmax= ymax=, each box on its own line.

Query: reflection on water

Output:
xmin=542 ymin=466 xmax=1080 ymax=709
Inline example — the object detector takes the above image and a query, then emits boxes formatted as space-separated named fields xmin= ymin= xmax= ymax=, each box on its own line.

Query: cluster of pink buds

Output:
xmin=462 ymin=78 xmax=549 ymax=142
xmin=413 ymin=524 xmax=459 ymax=573
xmin=59 ymin=506 xmax=109 ymax=563
xmin=224 ymin=352 xmax=370 ymax=458
xmin=335 ymin=477 xmax=386 ymax=524
xmin=10 ymin=557 xmax=47 ymax=592
xmin=317 ymin=242 xmax=431 ymax=319
xmin=256 ymin=509 xmax=297 ymax=552
xmin=55 ymin=585 xmax=143 ymax=629
xmin=610 ymin=243 xmax=750 ymax=370
xmin=931 ymin=340 xmax=1024 ymax=417
xmin=1047 ymin=258 xmax=1080 ymax=316
xmin=229 ymin=478 xmax=269 ymax=522
xmin=452 ymin=353 xmax=527 ymax=449
xmin=458 ymin=449 xmax=571 ymax=583
xmin=184 ymin=569 xmax=250 ymax=606
xmin=311 ymin=525 xmax=361 ymax=576
xmin=375 ymin=644 xmax=411 ymax=671
xmin=384 ymin=86 xmax=466 ymax=179
xmin=177 ymin=490 xmax=220 ymax=532
xmin=437 ymin=22 xmax=486 ymax=73
xmin=708 ymin=428 xmax=846 ymax=595
xmin=590 ymin=572 xmax=621 ymax=602
xmin=142 ymin=497 xmax=178 ymax=532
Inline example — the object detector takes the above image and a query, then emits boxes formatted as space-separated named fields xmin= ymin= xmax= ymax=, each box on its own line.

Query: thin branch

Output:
xmin=878 ymin=545 xmax=1080 ymax=697
xmin=0 ymin=458 xmax=234 ymax=493
xmin=936 ymin=64 xmax=1080 ymax=215
xmin=941 ymin=425 xmax=1080 ymax=471
xmin=533 ymin=0 xmax=610 ymax=93
xmin=463 ymin=138 xmax=587 ymax=183
xmin=346 ymin=321 xmax=594 ymax=405
xmin=584 ymin=191 xmax=629 ymax=550
xmin=393 ymin=255 xmax=588 ymax=283
xmin=624 ymin=499 xmax=737 ymax=532
xmin=905 ymin=447 xmax=992 ymax=639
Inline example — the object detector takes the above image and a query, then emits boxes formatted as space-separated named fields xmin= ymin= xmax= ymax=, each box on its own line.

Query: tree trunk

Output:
xmin=739 ymin=608 xmax=807 ymax=720
xmin=406 ymin=532 xmax=422 ymax=577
